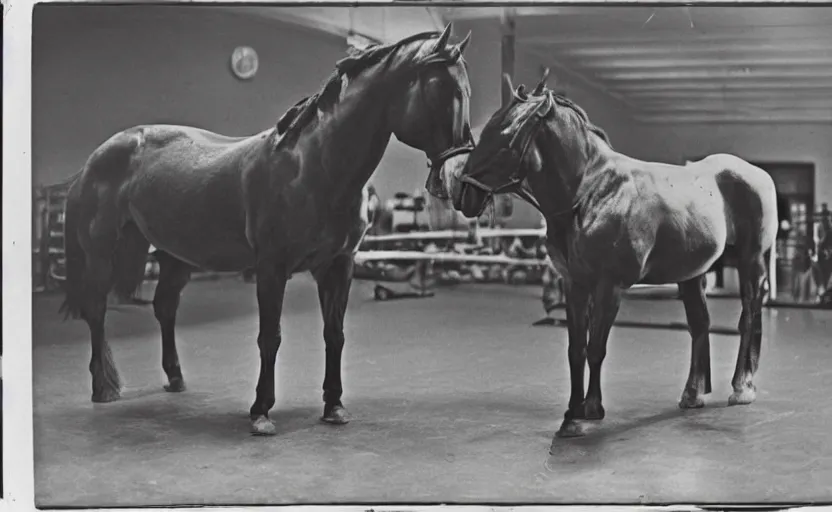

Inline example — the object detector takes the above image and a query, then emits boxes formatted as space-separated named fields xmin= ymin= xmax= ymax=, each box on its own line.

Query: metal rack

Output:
xmin=775 ymin=206 xmax=832 ymax=305
xmin=33 ymin=182 xmax=71 ymax=292
xmin=32 ymin=179 xmax=224 ymax=295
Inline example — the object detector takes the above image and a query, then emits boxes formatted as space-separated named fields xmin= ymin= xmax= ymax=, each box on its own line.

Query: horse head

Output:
xmin=452 ymin=69 xmax=611 ymax=221
xmin=450 ymin=72 xmax=555 ymax=218
xmin=379 ymin=24 xmax=475 ymax=202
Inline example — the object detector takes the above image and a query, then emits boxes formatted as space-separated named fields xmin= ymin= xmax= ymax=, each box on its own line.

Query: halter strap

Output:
xmin=485 ymin=93 xmax=552 ymax=184
xmin=420 ymin=51 xmax=476 ymax=199
xmin=428 ymin=144 xmax=475 ymax=170
xmin=459 ymin=94 xmax=553 ymax=213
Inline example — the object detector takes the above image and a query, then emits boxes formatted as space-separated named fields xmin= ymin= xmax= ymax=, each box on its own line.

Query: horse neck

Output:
xmin=533 ymin=121 xmax=612 ymax=226
xmin=294 ymin=72 xmax=402 ymax=207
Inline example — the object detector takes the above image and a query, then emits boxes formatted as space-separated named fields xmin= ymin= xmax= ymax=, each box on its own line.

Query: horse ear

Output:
xmin=457 ymin=30 xmax=472 ymax=54
xmin=434 ymin=23 xmax=453 ymax=52
xmin=516 ymin=85 xmax=528 ymax=100
xmin=533 ymin=67 xmax=551 ymax=95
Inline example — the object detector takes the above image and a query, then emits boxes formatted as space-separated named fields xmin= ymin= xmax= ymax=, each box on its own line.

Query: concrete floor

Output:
xmin=33 ymin=277 xmax=832 ymax=507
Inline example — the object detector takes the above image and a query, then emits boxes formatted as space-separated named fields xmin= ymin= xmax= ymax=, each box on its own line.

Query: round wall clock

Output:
xmin=230 ymin=46 xmax=259 ymax=80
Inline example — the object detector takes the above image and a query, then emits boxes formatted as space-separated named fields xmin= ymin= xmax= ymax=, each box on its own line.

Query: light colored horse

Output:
xmin=443 ymin=72 xmax=778 ymax=441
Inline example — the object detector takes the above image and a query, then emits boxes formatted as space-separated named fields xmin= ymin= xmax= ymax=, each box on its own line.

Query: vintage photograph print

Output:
xmin=25 ymin=2 xmax=832 ymax=508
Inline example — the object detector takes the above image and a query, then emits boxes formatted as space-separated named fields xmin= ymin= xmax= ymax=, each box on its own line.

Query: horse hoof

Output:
xmin=555 ymin=420 xmax=585 ymax=439
xmin=164 ymin=377 xmax=186 ymax=393
xmin=728 ymin=386 xmax=756 ymax=406
xmin=581 ymin=401 xmax=605 ymax=420
xmin=251 ymin=415 xmax=277 ymax=436
xmin=91 ymin=388 xmax=121 ymax=403
xmin=320 ymin=405 xmax=350 ymax=425
xmin=678 ymin=391 xmax=705 ymax=409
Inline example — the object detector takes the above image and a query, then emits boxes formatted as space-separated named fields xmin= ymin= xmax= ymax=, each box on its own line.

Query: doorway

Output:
xmin=684 ymin=157 xmax=816 ymax=301
xmin=750 ymin=161 xmax=816 ymax=303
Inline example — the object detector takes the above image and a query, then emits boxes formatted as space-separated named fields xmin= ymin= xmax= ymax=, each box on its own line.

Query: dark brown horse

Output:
xmin=61 ymin=25 xmax=474 ymax=435
xmin=444 ymin=71 xmax=778 ymax=441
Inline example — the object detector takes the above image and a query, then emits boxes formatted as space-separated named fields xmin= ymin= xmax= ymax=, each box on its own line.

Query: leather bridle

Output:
xmin=417 ymin=51 xmax=476 ymax=200
xmin=459 ymin=92 xmax=553 ymax=214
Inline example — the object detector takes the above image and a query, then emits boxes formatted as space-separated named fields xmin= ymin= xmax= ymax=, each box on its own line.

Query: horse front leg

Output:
xmin=315 ymin=253 xmax=354 ymax=425
xmin=581 ymin=281 xmax=622 ymax=421
xmin=678 ymin=274 xmax=713 ymax=409
xmin=729 ymin=254 xmax=767 ymax=406
xmin=249 ymin=260 xmax=288 ymax=436
xmin=555 ymin=284 xmax=590 ymax=438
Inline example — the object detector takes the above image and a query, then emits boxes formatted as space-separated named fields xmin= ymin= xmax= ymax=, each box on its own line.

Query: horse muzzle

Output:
xmin=454 ymin=179 xmax=491 ymax=219
xmin=425 ymin=146 xmax=474 ymax=201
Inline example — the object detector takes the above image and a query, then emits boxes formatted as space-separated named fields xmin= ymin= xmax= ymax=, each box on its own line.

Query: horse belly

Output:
xmin=127 ymin=191 xmax=253 ymax=272
xmin=640 ymin=250 xmax=722 ymax=284
xmin=640 ymin=216 xmax=727 ymax=284
xmin=135 ymin=210 xmax=253 ymax=271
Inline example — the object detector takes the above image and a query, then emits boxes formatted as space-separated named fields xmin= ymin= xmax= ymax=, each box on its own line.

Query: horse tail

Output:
xmin=59 ymin=172 xmax=87 ymax=320
xmin=59 ymin=128 xmax=151 ymax=318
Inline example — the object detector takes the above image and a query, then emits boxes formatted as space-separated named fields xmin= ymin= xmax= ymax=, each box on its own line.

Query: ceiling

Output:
xmin=442 ymin=6 xmax=832 ymax=125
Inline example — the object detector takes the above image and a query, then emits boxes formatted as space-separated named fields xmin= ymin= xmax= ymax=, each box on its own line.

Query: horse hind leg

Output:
xmin=83 ymin=264 xmax=121 ymax=403
xmin=678 ymin=274 xmax=713 ymax=409
xmin=81 ymin=223 xmax=123 ymax=403
xmin=86 ymin=221 xmax=152 ymax=402
xmin=152 ymin=251 xmax=193 ymax=393
xmin=729 ymin=253 xmax=767 ymax=406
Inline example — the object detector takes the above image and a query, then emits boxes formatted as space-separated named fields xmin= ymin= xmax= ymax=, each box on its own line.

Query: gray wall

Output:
xmin=33 ymin=6 xmax=832 ymax=227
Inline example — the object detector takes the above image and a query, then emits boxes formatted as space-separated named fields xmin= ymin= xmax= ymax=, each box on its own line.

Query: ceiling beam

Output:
xmin=637 ymin=101 xmax=832 ymax=110
xmin=635 ymin=114 xmax=832 ymax=124
xmin=525 ymin=47 xmax=637 ymax=111
xmin=598 ymin=68 xmax=832 ymax=81
xmin=540 ymin=41 xmax=832 ymax=57
xmin=226 ymin=5 xmax=444 ymax=44
xmin=573 ymin=55 xmax=832 ymax=70
xmin=636 ymin=103 xmax=832 ymax=114
xmin=518 ymin=26 xmax=832 ymax=46
xmin=636 ymin=100 xmax=832 ymax=110
xmin=610 ymin=79 xmax=832 ymax=92
xmin=625 ymin=89 xmax=832 ymax=99
xmin=440 ymin=6 xmax=588 ymax=20
xmin=217 ymin=6 xmax=348 ymax=39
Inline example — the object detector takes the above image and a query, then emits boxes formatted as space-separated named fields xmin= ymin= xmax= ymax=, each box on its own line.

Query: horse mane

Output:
xmin=274 ymin=30 xmax=444 ymax=143
xmin=532 ymin=89 xmax=624 ymax=220
xmin=276 ymin=95 xmax=314 ymax=135
xmin=545 ymin=90 xmax=613 ymax=149
xmin=502 ymin=86 xmax=617 ymax=221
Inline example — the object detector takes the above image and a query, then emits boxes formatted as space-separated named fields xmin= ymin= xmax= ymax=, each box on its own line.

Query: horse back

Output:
xmin=75 ymin=125 xmax=275 ymax=271
xmin=79 ymin=124 xmax=271 ymax=183
xmin=574 ymin=154 xmax=777 ymax=285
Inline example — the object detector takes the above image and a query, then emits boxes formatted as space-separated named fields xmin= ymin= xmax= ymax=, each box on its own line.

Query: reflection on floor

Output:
xmin=33 ymin=277 xmax=832 ymax=506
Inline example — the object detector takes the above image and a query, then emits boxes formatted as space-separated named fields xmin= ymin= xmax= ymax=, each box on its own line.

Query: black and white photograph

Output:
xmin=4 ymin=1 xmax=832 ymax=509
